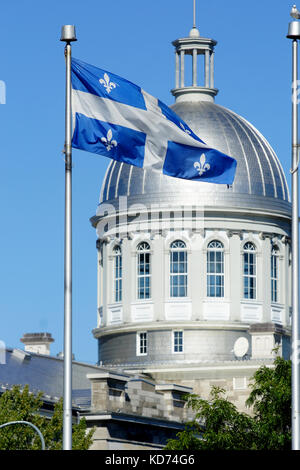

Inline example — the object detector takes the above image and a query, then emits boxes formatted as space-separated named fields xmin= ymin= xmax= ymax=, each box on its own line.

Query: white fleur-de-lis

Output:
xmin=194 ymin=153 xmax=210 ymax=176
xmin=99 ymin=73 xmax=117 ymax=94
xmin=180 ymin=122 xmax=191 ymax=135
xmin=101 ymin=129 xmax=117 ymax=151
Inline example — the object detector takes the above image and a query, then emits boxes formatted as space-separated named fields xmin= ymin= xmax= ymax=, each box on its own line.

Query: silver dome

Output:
xmin=99 ymin=101 xmax=291 ymax=216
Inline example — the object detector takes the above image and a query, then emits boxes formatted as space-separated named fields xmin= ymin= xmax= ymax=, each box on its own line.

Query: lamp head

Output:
xmin=60 ymin=25 xmax=77 ymax=42
xmin=287 ymin=21 xmax=300 ymax=39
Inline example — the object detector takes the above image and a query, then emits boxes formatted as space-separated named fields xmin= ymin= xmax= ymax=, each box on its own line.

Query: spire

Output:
xmin=189 ymin=0 xmax=200 ymax=37
xmin=171 ymin=1 xmax=218 ymax=103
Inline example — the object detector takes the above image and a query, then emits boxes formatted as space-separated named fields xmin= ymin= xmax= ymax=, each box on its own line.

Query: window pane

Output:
xmin=208 ymin=262 xmax=214 ymax=274
xmin=174 ymin=331 xmax=183 ymax=352
xmin=216 ymin=261 xmax=223 ymax=274
xmin=114 ymin=249 xmax=122 ymax=302
xmin=243 ymin=245 xmax=256 ymax=300
xmin=137 ymin=245 xmax=151 ymax=299
xmin=271 ymin=249 xmax=278 ymax=303
xmin=207 ymin=242 xmax=224 ymax=298
xmin=170 ymin=244 xmax=187 ymax=298
xmin=139 ymin=332 xmax=147 ymax=354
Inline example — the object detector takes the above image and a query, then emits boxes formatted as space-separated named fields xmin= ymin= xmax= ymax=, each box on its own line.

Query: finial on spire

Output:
xmin=190 ymin=0 xmax=200 ymax=38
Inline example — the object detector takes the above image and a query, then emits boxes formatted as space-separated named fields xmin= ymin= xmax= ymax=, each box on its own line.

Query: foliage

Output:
xmin=165 ymin=356 xmax=292 ymax=451
xmin=165 ymin=423 xmax=202 ymax=450
xmin=165 ymin=386 xmax=256 ymax=450
xmin=246 ymin=356 xmax=291 ymax=450
xmin=0 ymin=385 xmax=95 ymax=450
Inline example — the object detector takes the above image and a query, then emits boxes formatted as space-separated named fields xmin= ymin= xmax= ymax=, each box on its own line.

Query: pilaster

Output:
xmin=261 ymin=236 xmax=271 ymax=322
xmin=228 ymin=231 xmax=242 ymax=321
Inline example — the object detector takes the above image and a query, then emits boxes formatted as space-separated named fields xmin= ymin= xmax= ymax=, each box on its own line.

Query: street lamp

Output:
xmin=287 ymin=4 xmax=300 ymax=451
xmin=60 ymin=24 xmax=77 ymax=452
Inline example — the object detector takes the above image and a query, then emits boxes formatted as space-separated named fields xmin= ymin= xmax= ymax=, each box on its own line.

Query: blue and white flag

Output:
xmin=71 ymin=58 xmax=237 ymax=184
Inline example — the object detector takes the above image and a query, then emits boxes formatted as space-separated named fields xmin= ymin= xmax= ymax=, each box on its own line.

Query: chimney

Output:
xmin=20 ymin=333 xmax=54 ymax=356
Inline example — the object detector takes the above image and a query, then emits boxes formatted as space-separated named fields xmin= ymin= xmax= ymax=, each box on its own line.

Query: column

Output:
xmin=152 ymin=236 xmax=164 ymax=321
xmin=192 ymin=49 xmax=197 ymax=86
xmin=210 ymin=51 xmax=214 ymax=88
xmin=97 ymin=241 xmax=102 ymax=327
xmin=229 ymin=233 xmax=241 ymax=321
xmin=175 ymin=51 xmax=179 ymax=88
xmin=191 ymin=234 xmax=204 ymax=320
xmin=102 ymin=242 xmax=108 ymax=326
xmin=122 ymin=238 xmax=131 ymax=323
xmin=261 ymin=236 xmax=271 ymax=322
xmin=284 ymin=241 xmax=291 ymax=326
xmin=205 ymin=49 xmax=210 ymax=88
xmin=180 ymin=50 xmax=185 ymax=87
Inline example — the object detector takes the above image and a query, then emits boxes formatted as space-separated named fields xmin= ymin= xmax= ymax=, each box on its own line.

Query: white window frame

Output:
xmin=172 ymin=330 xmax=184 ymax=354
xmin=137 ymin=242 xmax=151 ymax=300
xmin=136 ymin=331 xmax=148 ymax=356
xmin=170 ymin=240 xmax=188 ymax=298
xmin=271 ymin=246 xmax=279 ymax=303
xmin=113 ymin=245 xmax=122 ymax=303
xmin=243 ymin=242 xmax=257 ymax=300
xmin=206 ymin=240 xmax=224 ymax=298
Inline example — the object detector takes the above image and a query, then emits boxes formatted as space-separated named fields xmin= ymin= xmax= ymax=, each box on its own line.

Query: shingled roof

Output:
xmin=0 ymin=348 xmax=101 ymax=407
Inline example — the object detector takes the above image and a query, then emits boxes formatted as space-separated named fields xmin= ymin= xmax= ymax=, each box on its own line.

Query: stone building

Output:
xmin=90 ymin=21 xmax=291 ymax=413
xmin=0 ymin=342 xmax=193 ymax=450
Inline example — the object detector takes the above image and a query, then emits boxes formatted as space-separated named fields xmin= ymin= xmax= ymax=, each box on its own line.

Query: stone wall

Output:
xmin=87 ymin=371 xmax=194 ymax=423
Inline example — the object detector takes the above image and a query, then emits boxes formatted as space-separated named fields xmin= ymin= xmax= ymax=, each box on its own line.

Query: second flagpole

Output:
xmin=60 ymin=25 xmax=77 ymax=451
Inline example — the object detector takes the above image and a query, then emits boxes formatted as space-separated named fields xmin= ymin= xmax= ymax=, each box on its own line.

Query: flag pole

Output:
xmin=60 ymin=25 xmax=77 ymax=451
xmin=288 ymin=12 xmax=300 ymax=450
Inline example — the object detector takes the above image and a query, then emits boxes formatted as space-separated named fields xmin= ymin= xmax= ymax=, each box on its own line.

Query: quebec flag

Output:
xmin=71 ymin=58 xmax=237 ymax=184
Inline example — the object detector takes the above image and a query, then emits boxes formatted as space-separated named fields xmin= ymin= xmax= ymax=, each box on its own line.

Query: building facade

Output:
xmin=91 ymin=23 xmax=292 ymax=411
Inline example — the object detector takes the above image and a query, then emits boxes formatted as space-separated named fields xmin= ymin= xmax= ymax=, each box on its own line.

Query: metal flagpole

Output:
xmin=287 ymin=8 xmax=300 ymax=450
xmin=60 ymin=24 xmax=77 ymax=451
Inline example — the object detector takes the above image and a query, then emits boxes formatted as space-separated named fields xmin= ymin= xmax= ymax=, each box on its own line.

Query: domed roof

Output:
xmin=99 ymin=100 xmax=290 ymax=216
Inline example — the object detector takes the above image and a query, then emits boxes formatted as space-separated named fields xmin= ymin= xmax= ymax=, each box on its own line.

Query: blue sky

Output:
xmin=0 ymin=0 xmax=295 ymax=364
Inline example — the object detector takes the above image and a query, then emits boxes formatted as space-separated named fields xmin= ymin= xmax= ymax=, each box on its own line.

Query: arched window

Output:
xmin=170 ymin=240 xmax=187 ymax=297
xmin=137 ymin=242 xmax=151 ymax=299
xmin=113 ymin=245 xmax=122 ymax=302
xmin=271 ymin=245 xmax=279 ymax=303
xmin=207 ymin=240 xmax=224 ymax=298
xmin=243 ymin=242 xmax=256 ymax=299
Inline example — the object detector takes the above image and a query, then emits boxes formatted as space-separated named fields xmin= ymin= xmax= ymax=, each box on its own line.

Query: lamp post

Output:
xmin=287 ymin=5 xmax=300 ymax=451
xmin=60 ymin=24 xmax=77 ymax=451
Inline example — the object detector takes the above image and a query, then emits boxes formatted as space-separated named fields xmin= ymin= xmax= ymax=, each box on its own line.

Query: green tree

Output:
xmin=165 ymin=386 xmax=256 ymax=450
xmin=246 ymin=356 xmax=291 ymax=450
xmin=165 ymin=423 xmax=202 ymax=451
xmin=0 ymin=385 xmax=95 ymax=450
xmin=165 ymin=356 xmax=292 ymax=450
